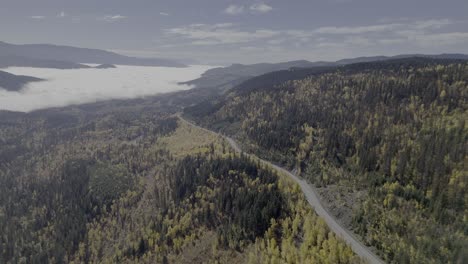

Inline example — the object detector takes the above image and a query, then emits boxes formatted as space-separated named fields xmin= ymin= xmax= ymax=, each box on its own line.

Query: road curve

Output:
xmin=178 ymin=115 xmax=384 ymax=264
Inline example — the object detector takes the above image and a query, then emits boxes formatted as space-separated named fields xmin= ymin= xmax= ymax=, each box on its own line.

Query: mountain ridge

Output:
xmin=183 ymin=53 xmax=468 ymax=91
xmin=0 ymin=41 xmax=186 ymax=68
xmin=0 ymin=55 xmax=91 ymax=69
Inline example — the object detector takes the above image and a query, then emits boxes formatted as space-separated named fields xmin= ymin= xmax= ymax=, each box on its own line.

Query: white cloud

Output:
xmin=0 ymin=65 xmax=214 ymax=112
xmin=250 ymin=3 xmax=273 ymax=13
xmin=165 ymin=23 xmax=279 ymax=45
xmin=99 ymin=15 xmax=127 ymax=23
xmin=71 ymin=16 xmax=81 ymax=23
xmin=160 ymin=12 xmax=170 ymax=16
xmin=30 ymin=16 xmax=46 ymax=20
xmin=344 ymin=36 xmax=372 ymax=46
xmin=224 ymin=5 xmax=245 ymax=15
xmin=412 ymin=19 xmax=452 ymax=29
xmin=409 ymin=32 xmax=468 ymax=46
xmin=161 ymin=18 xmax=467 ymax=58
xmin=57 ymin=11 xmax=66 ymax=18
xmin=378 ymin=38 xmax=407 ymax=45
xmin=314 ymin=23 xmax=402 ymax=34
xmin=267 ymin=38 xmax=287 ymax=45
xmin=240 ymin=46 xmax=265 ymax=52
xmin=312 ymin=19 xmax=456 ymax=35
xmin=376 ymin=31 xmax=468 ymax=48
xmin=223 ymin=3 xmax=273 ymax=16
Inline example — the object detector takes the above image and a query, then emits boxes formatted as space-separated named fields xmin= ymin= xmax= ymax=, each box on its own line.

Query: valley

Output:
xmin=0 ymin=100 xmax=360 ymax=263
xmin=0 ymin=56 xmax=466 ymax=264
xmin=2 ymin=1 xmax=468 ymax=262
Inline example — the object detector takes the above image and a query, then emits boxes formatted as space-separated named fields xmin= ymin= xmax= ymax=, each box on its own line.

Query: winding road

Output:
xmin=178 ymin=115 xmax=384 ymax=264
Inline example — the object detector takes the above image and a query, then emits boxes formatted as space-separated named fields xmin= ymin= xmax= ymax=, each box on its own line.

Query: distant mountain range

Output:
xmin=0 ymin=55 xmax=91 ymax=69
xmin=334 ymin=53 xmax=468 ymax=64
xmin=0 ymin=70 xmax=43 ymax=92
xmin=1 ymin=44 xmax=467 ymax=93
xmin=184 ymin=54 xmax=468 ymax=90
xmin=0 ymin=41 xmax=186 ymax=69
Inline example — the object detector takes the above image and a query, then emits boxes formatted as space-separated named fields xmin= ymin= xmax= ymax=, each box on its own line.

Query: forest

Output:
xmin=0 ymin=97 xmax=359 ymax=263
xmin=1 ymin=57 xmax=466 ymax=263
xmin=186 ymin=58 xmax=468 ymax=263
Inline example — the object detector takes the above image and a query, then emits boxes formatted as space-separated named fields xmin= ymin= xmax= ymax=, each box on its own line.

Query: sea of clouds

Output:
xmin=0 ymin=65 xmax=214 ymax=112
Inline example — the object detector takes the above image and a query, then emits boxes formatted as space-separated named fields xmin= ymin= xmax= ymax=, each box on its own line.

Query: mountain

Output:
xmin=0 ymin=70 xmax=43 ymax=91
xmin=0 ymin=41 xmax=186 ymax=68
xmin=181 ymin=60 xmax=334 ymax=91
xmin=184 ymin=54 xmax=468 ymax=91
xmin=184 ymin=57 xmax=468 ymax=263
xmin=0 ymin=55 xmax=90 ymax=69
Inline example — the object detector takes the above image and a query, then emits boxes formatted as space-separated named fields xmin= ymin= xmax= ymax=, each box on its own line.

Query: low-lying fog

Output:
xmin=0 ymin=65 xmax=214 ymax=112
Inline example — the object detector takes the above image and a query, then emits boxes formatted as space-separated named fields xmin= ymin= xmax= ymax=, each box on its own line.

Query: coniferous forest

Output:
xmin=0 ymin=98 xmax=359 ymax=263
xmin=186 ymin=58 xmax=468 ymax=263
xmin=0 ymin=57 xmax=466 ymax=264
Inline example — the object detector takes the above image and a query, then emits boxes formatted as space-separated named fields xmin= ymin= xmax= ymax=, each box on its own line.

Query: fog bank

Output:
xmin=0 ymin=65 xmax=214 ymax=112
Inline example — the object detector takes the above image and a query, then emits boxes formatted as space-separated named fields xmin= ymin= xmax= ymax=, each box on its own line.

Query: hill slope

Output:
xmin=185 ymin=58 xmax=468 ymax=263
xmin=0 ymin=93 xmax=360 ymax=263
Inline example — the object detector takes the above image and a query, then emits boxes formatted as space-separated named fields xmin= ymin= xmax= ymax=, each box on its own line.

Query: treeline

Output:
xmin=186 ymin=58 xmax=468 ymax=263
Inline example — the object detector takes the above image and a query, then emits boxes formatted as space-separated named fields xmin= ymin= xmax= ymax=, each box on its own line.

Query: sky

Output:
xmin=1 ymin=0 xmax=468 ymax=64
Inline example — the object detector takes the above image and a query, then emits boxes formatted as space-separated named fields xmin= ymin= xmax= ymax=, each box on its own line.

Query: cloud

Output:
xmin=375 ymin=31 xmax=468 ymax=48
xmin=343 ymin=36 xmax=372 ymax=46
xmin=331 ymin=0 xmax=354 ymax=3
xmin=313 ymin=23 xmax=402 ymax=34
xmin=412 ymin=19 xmax=452 ymax=29
xmin=250 ymin=3 xmax=273 ymax=13
xmin=99 ymin=15 xmax=127 ymax=23
xmin=0 ymin=65 xmax=214 ymax=112
xmin=240 ymin=46 xmax=264 ymax=52
xmin=312 ymin=19 xmax=456 ymax=35
xmin=161 ymin=18 xmax=467 ymax=59
xmin=57 ymin=11 xmax=66 ymax=18
xmin=160 ymin=12 xmax=170 ymax=16
xmin=267 ymin=38 xmax=287 ymax=45
xmin=223 ymin=3 xmax=273 ymax=15
xmin=71 ymin=16 xmax=81 ymax=23
xmin=165 ymin=23 xmax=279 ymax=45
xmin=30 ymin=16 xmax=46 ymax=20
xmin=408 ymin=32 xmax=468 ymax=46
xmin=224 ymin=5 xmax=245 ymax=15
xmin=378 ymin=38 xmax=407 ymax=45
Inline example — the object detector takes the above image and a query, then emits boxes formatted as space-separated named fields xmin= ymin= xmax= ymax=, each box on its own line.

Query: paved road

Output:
xmin=178 ymin=115 xmax=384 ymax=264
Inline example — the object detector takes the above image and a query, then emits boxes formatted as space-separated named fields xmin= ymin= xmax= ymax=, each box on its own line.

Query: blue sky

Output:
xmin=1 ymin=0 xmax=468 ymax=64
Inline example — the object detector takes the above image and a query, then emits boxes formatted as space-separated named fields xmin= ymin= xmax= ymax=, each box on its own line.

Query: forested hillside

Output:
xmin=185 ymin=58 xmax=468 ymax=263
xmin=2 ymin=57 xmax=466 ymax=263
xmin=0 ymin=96 xmax=359 ymax=263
